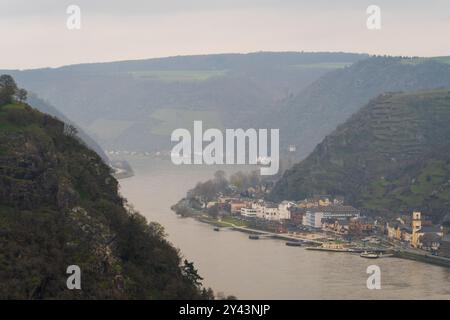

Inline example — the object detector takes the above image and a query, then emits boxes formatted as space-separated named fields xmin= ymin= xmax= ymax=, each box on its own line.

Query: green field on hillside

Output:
xmin=431 ymin=56 xmax=450 ymax=64
xmin=290 ymin=62 xmax=353 ymax=70
xmin=400 ymin=56 xmax=450 ymax=65
xmin=129 ymin=69 xmax=228 ymax=82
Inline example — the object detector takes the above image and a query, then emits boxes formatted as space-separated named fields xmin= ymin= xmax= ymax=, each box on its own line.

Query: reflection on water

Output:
xmin=119 ymin=158 xmax=450 ymax=299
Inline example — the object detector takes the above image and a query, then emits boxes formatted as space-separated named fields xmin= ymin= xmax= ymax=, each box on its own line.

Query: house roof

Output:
xmin=420 ymin=233 xmax=441 ymax=242
xmin=400 ymin=225 xmax=412 ymax=233
xmin=387 ymin=220 xmax=400 ymax=227
xmin=322 ymin=218 xmax=337 ymax=224
xmin=442 ymin=213 xmax=450 ymax=226
xmin=308 ymin=205 xmax=360 ymax=214
xmin=356 ymin=216 xmax=375 ymax=224
xmin=420 ymin=225 xmax=441 ymax=233
xmin=388 ymin=220 xmax=411 ymax=232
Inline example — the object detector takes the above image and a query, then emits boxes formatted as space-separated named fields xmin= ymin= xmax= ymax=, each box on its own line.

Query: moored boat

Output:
xmin=360 ymin=251 xmax=379 ymax=259
xmin=305 ymin=241 xmax=353 ymax=252
xmin=286 ymin=241 xmax=302 ymax=247
xmin=306 ymin=246 xmax=353 ymax=252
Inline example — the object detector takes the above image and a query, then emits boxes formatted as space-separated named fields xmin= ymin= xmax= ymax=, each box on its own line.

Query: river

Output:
xmin=119 ymin=158 xmax=450 ymax=299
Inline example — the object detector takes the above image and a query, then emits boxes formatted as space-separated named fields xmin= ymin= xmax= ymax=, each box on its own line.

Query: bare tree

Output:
xmin=16 ymin=88 xmax=28 ymax=103
xmin=64 ymin=124 xmax=78 ymax=137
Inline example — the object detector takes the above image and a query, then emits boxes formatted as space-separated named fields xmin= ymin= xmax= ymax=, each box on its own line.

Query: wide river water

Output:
xmin=119 ymin=158 xmax=450 ymax=299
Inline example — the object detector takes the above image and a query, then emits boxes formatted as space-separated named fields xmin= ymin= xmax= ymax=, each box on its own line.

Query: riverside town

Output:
xmin=172 ymin=170 xmax=450 ymax=266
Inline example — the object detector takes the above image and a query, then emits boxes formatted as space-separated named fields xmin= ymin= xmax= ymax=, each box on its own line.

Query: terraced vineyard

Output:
xmin=270 ymin=90 xmax=450 ymax=221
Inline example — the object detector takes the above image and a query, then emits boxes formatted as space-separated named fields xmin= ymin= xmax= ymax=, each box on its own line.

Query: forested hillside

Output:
xmin=3 ymin=52 xmax=366 ymax=152
xmin=270 ymin=90 xmax=450 ymax=221
xmin=274 ymin=57 xmax=450 ymax=159
xmin=0 ymin=79 xmax=211 ymax=298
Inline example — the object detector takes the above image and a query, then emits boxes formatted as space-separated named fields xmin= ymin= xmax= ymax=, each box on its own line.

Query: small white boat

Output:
xmin=360 ymin=251 xmax=379 ymax=259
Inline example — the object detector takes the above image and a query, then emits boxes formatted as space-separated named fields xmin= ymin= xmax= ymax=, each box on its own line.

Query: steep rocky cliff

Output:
xmin=0 ymin=102 xmax=208 ymax=299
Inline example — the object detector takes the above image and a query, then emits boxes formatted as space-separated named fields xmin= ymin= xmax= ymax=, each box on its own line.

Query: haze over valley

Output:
xmin=2 ymin=0 xmax=450 ymax=302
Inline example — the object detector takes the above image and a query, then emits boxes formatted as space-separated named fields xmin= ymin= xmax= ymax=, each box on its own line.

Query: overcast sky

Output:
xmin=1 ymin=0 xmax=449 ymax=69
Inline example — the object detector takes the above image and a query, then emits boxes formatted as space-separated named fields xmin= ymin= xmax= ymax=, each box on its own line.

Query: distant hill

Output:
xmin=2 ymin=52 xmax=367 ymax=152
xmin=270 ymin=90 xmax=450 ymax=222
xmin=0 ymin=101 xmax=210 ymax=299
xmin=26 ymin=94 xmax=109 ymax=163
xmin=273 ymin=57 xmax=450 ymax=159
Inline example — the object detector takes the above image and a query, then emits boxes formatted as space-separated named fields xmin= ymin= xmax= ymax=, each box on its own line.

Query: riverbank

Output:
xmin=393 ymin=250 xmax=450 ymax=268
xmin=119 ymin=159 xmax=450 ymax=299
xmin=196 ymin=215 xmax=324 ymax=244
xmin=194 ymin=214 xmax=450 ymax=268
xmin=110 ymin=159 xmax=134 ymax=179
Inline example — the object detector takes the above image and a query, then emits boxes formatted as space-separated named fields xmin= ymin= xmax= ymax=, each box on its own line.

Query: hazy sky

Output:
xmin=1 ymin=0 xmax=450 ymax=69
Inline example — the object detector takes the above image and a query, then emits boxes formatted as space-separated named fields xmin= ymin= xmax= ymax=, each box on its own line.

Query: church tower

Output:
xmin=411 ymin=211 xmax=422 ymax=248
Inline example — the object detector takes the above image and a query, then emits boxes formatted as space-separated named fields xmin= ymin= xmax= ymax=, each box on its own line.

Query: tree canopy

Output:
xmin=0 ymin=74 xmax=27 ymax=106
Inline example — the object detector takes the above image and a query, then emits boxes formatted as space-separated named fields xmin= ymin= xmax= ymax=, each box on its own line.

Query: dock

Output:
xmin=230 ymin=226 xmax=322 ymax=244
